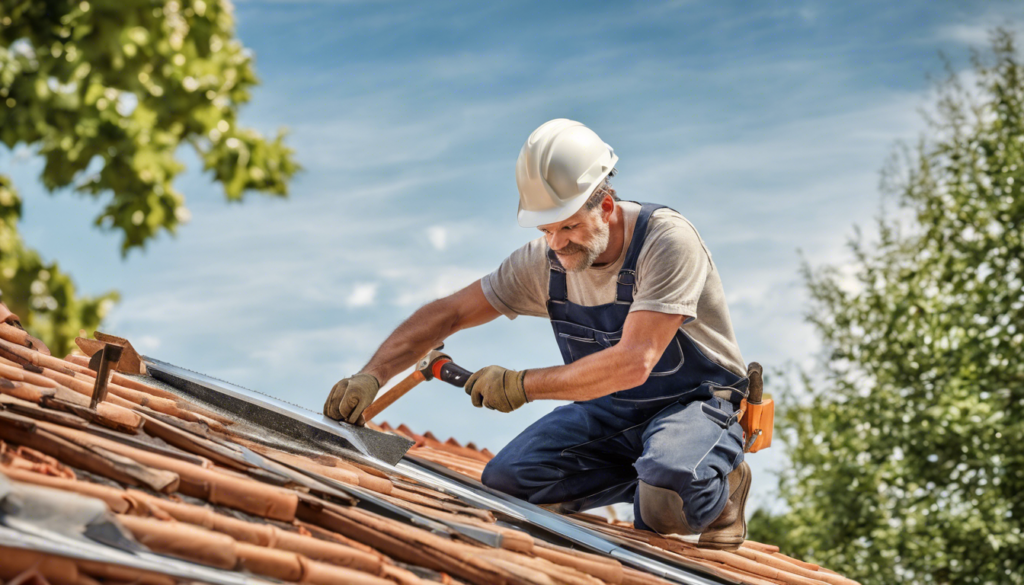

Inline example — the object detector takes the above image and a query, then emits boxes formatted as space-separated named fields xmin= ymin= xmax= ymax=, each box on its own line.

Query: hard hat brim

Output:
xmin=515 ymin=161 xmax=617 ymax=228
xmin=517 ymin=192 xmax=592 ymax=228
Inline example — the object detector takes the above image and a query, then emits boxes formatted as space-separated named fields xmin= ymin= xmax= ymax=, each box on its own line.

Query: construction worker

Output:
xmin=324 ymin=119 xmax=751 ymax=549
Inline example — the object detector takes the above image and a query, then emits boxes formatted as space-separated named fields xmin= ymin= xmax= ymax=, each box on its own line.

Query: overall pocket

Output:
xmin=554 ymin=321 xmax=684 ymax=376
xmin=699 ymin=399 xmax=737 ymax=429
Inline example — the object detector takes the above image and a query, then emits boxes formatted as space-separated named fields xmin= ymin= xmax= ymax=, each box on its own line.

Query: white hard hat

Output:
xmin=515 ymin=119 xmax=619 ymax=228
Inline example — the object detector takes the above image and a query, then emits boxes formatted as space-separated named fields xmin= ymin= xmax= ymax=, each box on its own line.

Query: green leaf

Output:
xmin=0 ymin=0 xmax=300 ymax=348
xmin=750 ymin=29 xmax=1024 ymax=585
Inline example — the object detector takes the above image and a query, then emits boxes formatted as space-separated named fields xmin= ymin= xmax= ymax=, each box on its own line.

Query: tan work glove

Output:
xmin=464 ymin=366 xmax=529 ymax=413
xmin=324 ymin=373 xmax=380 ymax=425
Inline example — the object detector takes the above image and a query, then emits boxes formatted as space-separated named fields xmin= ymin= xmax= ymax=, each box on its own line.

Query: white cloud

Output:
xmin=426 ymin=226 xmax=447 ymax=250
xmin=939 ymin=24 xmax=993 ymax=46
xmin=133 ymin=335 xmax=162 ymax=352
xmin=934 ymin=7 xmax=1024 ymax=46
xmin=797 ymin=5 xmax=817 ymax=23
xmin=247 ymin=323 xmax=376 ymax=372
xmin=346 ymin=283 xmax=378 ymax=307
xmin=392 ymin=266 xmax=487 ymax=307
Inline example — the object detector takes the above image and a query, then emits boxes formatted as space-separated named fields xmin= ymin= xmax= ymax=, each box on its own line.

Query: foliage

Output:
xmin=0 ymin=175 xmax=117 ymax=354
xmin=748 ymin=30 xmax=1024 ymax=584
xmin=0 ymin=0 xmax=300 ymax=355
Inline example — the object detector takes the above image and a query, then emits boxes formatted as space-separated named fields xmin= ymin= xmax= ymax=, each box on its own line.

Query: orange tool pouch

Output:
xmin=738 ymin=396 xmax=774 ymax=453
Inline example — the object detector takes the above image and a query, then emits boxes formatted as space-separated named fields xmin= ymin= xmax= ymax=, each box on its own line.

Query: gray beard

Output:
xmin=557 ymin=220 xmax=611 ymax=273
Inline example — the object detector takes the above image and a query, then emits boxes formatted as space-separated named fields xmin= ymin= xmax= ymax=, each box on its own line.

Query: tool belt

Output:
xmin=737 ymin=362 xmax=773 ymax=453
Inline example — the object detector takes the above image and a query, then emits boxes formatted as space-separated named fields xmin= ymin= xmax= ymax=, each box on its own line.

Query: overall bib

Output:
xmin=481 ymin=203 xmax=749 ymax=531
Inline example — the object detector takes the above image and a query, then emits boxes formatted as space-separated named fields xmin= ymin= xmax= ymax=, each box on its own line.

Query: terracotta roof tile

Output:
xmin=1 ymin=441 xmax=74 ymax=478
xmin=0 ymin=323 xmax=50 ymax=357
xmin=242 ymin=438 xmax=394 ymax=494
xmin=0 ymin=327 xmax=860 ymax=585
xmin=38 ymin=419 xmax=298 ymax=520
xmin=381 ymin=423 xmax=494 ymax=464
xmin=0 ymin=411 xmax=180 ymax=492
xmin=0 ymin=360 xmax=59 ymax=388
xmin=532 ymin=542 xmax=624 ymax=584
xmin=0 ymin=465 xmax=131 ymax=513
xmin=0 ymin=302 xmax=19 ymax=325
xmin=117 ymin=514 xmax=239 ymax=569
xmin=0 ymin=323 xmax=36 ymax=350
xmin=68 ymin=560 xmax=177 ymax=585
xmin=0 ymin=547 xmax=82 ymax=585
xmin=73 ymin=332 xmax=146 ymax=376
xmin=64 ymin=353 xmax=174 ymax=400
xmin=0 ymin=379 xmax=144 ymax=432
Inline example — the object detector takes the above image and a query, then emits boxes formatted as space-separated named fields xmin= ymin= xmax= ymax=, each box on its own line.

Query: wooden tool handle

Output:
xmin=746 ymin=362 xmax=763 ymax=404
xmin=362 ymin=370 xmax=427 ymax=422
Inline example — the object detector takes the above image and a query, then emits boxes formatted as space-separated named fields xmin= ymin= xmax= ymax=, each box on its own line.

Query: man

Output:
xmin=324 ymin=119 xmax=752 ymax=549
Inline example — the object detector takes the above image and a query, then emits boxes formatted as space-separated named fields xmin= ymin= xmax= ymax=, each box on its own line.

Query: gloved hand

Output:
xmin=464 ymin=366 xmax=529 ymax=413
xmin=323 ymin=373 xmax=380 ymax=425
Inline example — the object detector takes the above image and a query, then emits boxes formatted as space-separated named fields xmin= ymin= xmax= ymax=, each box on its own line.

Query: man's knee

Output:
xmin=481 ymin=454 xmax=522 ymax=495
xmin=482 ymin=449 xmax=567 ymax=502
xmin=635 ymin=472 xmax=729 ymax=533
xmin=635 ymin=399 xmax=744 ymax=533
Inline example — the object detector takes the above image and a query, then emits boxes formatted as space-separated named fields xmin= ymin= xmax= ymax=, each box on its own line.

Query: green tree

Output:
xmin=0 ymin=0 xmax=299 ymax=355
xmin=749 ymin=30 xmax=1024 ymax=584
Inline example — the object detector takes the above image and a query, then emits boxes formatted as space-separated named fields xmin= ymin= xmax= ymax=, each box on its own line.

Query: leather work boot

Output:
xmin=638 ymin=461 xmax=752 ymax=550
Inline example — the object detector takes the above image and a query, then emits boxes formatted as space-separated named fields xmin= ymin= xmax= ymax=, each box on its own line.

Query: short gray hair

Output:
xmin=583 ymin=169 xmax=619 ymax=211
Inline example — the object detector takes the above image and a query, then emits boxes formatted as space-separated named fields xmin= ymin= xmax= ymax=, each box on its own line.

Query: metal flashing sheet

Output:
xmin=394 ymin=457 xmax=730 ymax=585
xmin=143 ymin=357 xmax=413 ymax=465
xmin=0 ymin=525 xmax=274 ymax=585
xmin=139 ymin=357 xmax=732 ymax=585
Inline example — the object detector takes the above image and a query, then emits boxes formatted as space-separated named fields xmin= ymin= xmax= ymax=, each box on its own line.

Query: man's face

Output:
xmin=538 ymin=202 xmax=612 ymax=273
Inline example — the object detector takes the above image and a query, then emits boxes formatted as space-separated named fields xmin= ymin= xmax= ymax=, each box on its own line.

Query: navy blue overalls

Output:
xmin=481 ymin=203 xmax=749 ymax=532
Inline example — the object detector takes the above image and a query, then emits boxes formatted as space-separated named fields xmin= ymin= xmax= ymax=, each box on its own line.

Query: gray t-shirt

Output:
xmin=481 ymin=201 xmax=746 ymax=377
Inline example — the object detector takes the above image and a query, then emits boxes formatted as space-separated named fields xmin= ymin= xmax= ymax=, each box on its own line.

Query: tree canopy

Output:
xmin=0 ymin=0 xmax=299 ymax=354
xmin=749 ymin=30 xmax=1024 ymax=584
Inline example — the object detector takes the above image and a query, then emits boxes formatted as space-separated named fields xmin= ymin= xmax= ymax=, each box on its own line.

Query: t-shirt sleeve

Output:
xmin=480 ymin=239 xmax=549 ymax=320
xmin=631 ymin=212 xmax=712 ymax=320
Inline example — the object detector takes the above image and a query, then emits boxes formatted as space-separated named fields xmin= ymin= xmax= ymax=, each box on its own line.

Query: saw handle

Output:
xmin=430 ymin=358 xmax=472 ymax=388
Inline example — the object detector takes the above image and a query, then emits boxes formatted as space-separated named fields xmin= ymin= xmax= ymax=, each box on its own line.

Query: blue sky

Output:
xmin=4 ymin=0 xmax=1021 ymax=512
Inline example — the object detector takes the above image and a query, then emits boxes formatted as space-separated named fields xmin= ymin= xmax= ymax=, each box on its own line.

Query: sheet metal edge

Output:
xmin=143 ymin=357 xmax=412 ymax=465
xmin=388 ymin=457 xmax=732 ymax=585
xmin=0 ymin=524 xmax=273 ymax=585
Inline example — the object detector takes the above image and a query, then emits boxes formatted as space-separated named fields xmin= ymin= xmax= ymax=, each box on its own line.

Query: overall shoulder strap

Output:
xmin=616 ymin=202 xmax=666 ymax=304
xmin=546 ymin=248 xmax=569 ymax=319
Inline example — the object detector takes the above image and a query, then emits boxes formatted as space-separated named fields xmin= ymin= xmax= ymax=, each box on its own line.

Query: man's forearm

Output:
xmin=360 ymin=300 xmax=458 ymax=385
xmin=356 ymin=281 xmax=501 ymax=386
xmin=524 ymin=343 xmax=654 ymax=402
xmin=525 ymin=311 xmax=685 ymax=402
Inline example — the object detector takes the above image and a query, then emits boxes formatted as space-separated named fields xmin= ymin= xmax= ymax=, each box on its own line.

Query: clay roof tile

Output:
xmin=0 ymin=547 xmax=81 ymax=585
xmin=0 ymin=325 xmax=861 ymax=585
